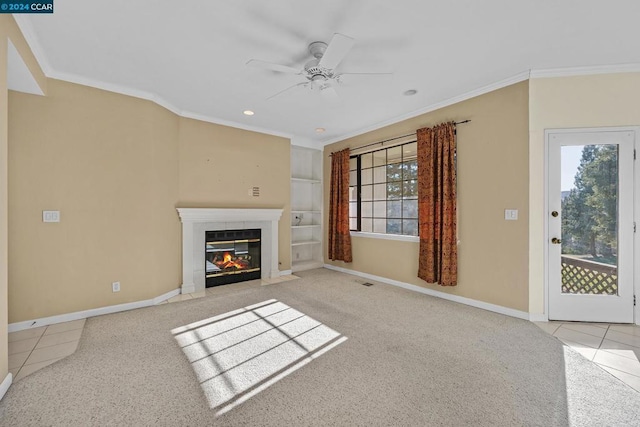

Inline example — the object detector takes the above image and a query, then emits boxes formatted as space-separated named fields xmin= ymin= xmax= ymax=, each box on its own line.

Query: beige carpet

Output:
xmin=1 ymin=268 xmax=639 ymax=426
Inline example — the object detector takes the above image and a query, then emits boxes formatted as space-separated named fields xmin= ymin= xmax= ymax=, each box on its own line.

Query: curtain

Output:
xmin=328 ymin=148 xmax=353 ymax=262
xmin=417 ymin=122 xmax=457 ymax=286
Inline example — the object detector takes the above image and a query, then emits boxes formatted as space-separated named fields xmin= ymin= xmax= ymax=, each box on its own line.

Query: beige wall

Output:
xmin=8 ymin=79 xmax=181 ymax=322
xmin=528 ymin=73 xmax=640 ymax=314
xmin=177 ymin=117 xmax=291 ymax=271
xmin=7 ymin=79 xmax=292 ymax=324
xmin=324 ymin=81 xmax=530 ymax=312
xmin=0 ymin=15 xmax=46 ymax=386
xmin=0 ymin=15 xmax=8 ymax=386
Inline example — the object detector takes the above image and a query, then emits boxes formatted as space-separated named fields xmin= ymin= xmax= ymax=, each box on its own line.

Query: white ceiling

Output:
xmin=16 ymin=0 xmax=640 ymax=146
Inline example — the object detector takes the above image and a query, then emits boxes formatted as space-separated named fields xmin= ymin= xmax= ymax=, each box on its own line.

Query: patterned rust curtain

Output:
xmin=417 ymin=122 xmax=457 ymax=286
xmin=328 ymin=148 xmax=353 ymax=262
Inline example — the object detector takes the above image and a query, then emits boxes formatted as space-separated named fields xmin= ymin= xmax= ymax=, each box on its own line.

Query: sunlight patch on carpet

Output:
xmin=171 ymin=299 xmax=347 ymax=415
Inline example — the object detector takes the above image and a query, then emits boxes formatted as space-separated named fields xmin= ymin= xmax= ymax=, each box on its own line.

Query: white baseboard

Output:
xmin=8 ymin=288 xmax=181 ymax=333
xmin=152 ymin=288 xmax=181 ymax=305
xmin=529 ymin=313 xmax=548 ymax=322
xmin=323 ymin=264 xmax=531 ymax=321
xmin=0 ymin=373 xmax=12 ymax=402
xmin=279 ymin=269 xmax=293 ymax=276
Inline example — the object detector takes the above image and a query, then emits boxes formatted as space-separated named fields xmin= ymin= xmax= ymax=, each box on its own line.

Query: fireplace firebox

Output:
xmin=205 ymin=229 xmax=261 ymax=287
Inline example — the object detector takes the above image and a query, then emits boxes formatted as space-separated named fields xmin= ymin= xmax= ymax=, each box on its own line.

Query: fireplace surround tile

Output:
xmin=177 ymin=208 xmax=284 ymax=294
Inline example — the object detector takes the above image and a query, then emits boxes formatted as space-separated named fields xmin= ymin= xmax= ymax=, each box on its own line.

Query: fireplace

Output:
xmin=177 ymin=208 xmax=283 ymax=294
xmin=206 ymin=229 xmax=261 ymax=287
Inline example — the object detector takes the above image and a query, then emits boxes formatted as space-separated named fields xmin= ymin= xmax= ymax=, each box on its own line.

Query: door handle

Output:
xmin=551 ymin=237 xmax=562 ymax=244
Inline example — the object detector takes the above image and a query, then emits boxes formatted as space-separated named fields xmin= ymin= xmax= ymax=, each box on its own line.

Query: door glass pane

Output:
xmin=560 ymin=144 xmax=618 ymax=295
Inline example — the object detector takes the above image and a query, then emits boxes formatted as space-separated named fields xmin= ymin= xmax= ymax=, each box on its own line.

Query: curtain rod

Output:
xmin=331 ymin=120 xmax=471 ymax=155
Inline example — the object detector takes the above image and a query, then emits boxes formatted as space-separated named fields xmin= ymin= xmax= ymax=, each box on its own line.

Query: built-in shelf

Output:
xmin=291 ymin=146 xmax=322 ymax=273
xmin=291 ymin=210 xmax=321 ymax=214
xmin=291 ymin=177 xmax=321 ymax=184
xmin=291 ymin=240 xmax=322 ymax=247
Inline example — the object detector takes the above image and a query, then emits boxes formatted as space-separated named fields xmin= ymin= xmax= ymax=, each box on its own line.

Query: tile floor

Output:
xmin=7 ymin=275 xmax=300 ymax=381
xmin=535 ymin=321 xmax=640 ymax=392
xmin=8 ymin=319 xmax=85 ymax=382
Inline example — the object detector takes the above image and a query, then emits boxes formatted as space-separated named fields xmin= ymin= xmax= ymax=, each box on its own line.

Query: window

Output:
xmin=349 ymin=142 xmax=418 ymax=236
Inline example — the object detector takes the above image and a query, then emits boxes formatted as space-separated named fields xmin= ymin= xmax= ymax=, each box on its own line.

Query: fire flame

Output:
xmin=215 ymin=252 xmax=249 ymax=270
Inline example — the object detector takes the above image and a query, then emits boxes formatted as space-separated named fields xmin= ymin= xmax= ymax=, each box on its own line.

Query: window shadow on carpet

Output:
xmin=171 ymin=299 xmax=347 ymax=415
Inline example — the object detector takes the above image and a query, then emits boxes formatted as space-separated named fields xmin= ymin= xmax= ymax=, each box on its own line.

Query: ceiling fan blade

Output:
xmin=318 ymin=33 xmax=355 ymax=70
xmin=266 ymin=82 xmax=308 ymax=101
xmin=246 ymin=59 xmax=300 ymax=74
xmin=339 ymin=72 xmax=393 ymax=85
xmin=320 ymin=85 xmax=340 ymax=102
xmin=339 ymin=72 xmax=393 ymax=76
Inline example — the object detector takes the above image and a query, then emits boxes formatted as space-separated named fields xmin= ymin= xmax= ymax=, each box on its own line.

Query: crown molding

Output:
xmin=13 ymin=16 xmax=293 ymax=140
xmin=180 ymin=110 xmax=293 ymax=139
xmin=530 ymin=63 xmax=640 ymax=79
xmin=13 ymin=15 xmax=53 ymax=75
xmin=7 ymin=39 xmax=44 ymax=95
xmin=319 ymin=70 xmax=531 ymax=146
xmin=13 ymin=15 xmax=640 ymax=147
xmin=46 ymin=69 xmax=295 ymax=139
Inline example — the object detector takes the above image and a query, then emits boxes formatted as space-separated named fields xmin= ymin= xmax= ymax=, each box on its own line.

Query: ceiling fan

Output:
xmin=246 ymin=33 xmax=391 ymax=101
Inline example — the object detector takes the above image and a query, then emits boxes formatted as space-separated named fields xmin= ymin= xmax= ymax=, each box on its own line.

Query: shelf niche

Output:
xmin=291 ymin=146 xmax=323 ymax=272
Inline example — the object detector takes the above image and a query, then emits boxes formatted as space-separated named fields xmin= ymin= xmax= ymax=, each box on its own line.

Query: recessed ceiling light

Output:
xmin=315 ymin=128 xmax=325 ymax=133
xmin=403 ymin=89 xmax=418 ymax=96
xmin=243 ymin=110 xmax=255 ymax=116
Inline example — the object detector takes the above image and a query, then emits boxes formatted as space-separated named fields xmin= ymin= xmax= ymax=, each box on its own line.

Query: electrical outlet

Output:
xmin=43 ymin=210 xmax=60 ymax=223
xmin=112 ymin=281 xmax=121 ymax=292
xmin=504 ymin=209 xmax=518 ymax=220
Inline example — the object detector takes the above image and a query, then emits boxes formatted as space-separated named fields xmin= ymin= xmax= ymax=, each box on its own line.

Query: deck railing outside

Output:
xmin=561 ymin=255 xmax=617 ymax=295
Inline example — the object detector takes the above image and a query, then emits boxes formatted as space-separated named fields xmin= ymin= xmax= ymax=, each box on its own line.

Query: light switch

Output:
xmin=43 ymin=210 xmax=60 ymax=223
xmin=504 ymin=209 xmax=518 ymax=221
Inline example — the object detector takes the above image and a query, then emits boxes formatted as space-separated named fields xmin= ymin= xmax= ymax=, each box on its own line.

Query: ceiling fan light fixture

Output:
xmin=308 ymin=41 xmax=328 ymax=59
xmin=315 ymin=127 xmax=325 ymax=133
xmin=403 ymin=89 xmax=418 ymax=96
xmin=243 ymin=110 xmax=255 ymax=116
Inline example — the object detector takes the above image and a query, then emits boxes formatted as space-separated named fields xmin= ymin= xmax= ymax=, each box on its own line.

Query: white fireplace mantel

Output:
xmin=177 ymin=208 xmax=283 ymax=294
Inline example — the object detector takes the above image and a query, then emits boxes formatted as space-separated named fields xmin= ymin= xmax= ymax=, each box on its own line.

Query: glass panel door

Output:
xmin=548 ymin=130 xmax=634 ymax=323
xmin=560 ymin=144 xmax=618 ymax=296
